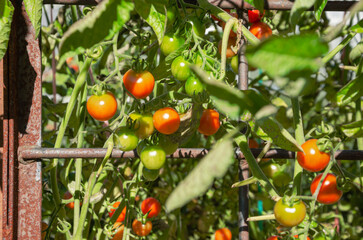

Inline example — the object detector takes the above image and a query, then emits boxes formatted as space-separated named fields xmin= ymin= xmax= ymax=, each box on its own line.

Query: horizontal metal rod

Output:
xmin=42 ymin=0 xmax=358 ymax=11
xmin=19 ymin=147 xmax=363 ymax=161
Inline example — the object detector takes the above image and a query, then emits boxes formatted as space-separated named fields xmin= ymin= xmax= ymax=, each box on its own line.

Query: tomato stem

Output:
xmin=247 ymin=214 xmax=275 ymax=222
xmin=219 ymin=18 xmax=238 ymax=81
xmin=322 ymin=32 xmax=356 ymax=64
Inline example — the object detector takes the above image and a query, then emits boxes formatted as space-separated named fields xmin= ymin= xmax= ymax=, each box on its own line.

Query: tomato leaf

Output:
xmin=246 ymin=34 xmax=328 ymax=78
xmin=255 ymin=105 xmax=303 ymax=152
xmin=191 ymin=65 xmax=269 ymax=119
xmin=349 ymin=41 xmax=363 ymax=62
xmin=350 ymin=19 xmax=363 ymax=33
xmin=314 ymin=0 xmax=328 ymax=22
xmin=341 ymin=120 xmax=363 ymax=138
xmin=290 ymin=0 xmax=315 ymax=26
xmin=23 ymin=0 xmax=42 ymax=39
xmin=244 ymin=0 xmax=264 ymax=12
xmin=59 ymin=0 xmax=134 ymax=66
xmin=165 ymin=138 xmax=234 ymax=212
xmin=0 ymin=0 xmax=13 ymax=61
xmin=336 ymin=74 xmax=363 ymax=107
xmin=134 ymin=0 xmax=167 ymax=45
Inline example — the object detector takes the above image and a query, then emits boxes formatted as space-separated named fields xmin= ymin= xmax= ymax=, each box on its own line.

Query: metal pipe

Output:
xmin=42 ymin=0 xmax=359 ymax=11
xmin=18 ymin=147 xmax=363 ymax=161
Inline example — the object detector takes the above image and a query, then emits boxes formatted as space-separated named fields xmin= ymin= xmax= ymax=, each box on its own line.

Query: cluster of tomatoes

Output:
xmin=108 ymin=197 xmax=161 ymax=239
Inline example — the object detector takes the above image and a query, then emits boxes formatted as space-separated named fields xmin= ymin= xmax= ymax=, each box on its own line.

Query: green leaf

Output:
xmin=314 ymin=0 xmax=328 ymax=21
xmin=350 ymin=19 xmax=363 ymax=33
xmin=290 ymin=0 xmax=315 ymax=26
xmin=59 ymin=0 xmax=134 ymax=66
xmin=244 ymin=0 xmax=264 ymax=11
xmin=255 ymin=105 xmax=303 ymax=152
xmin=349 ymin=41 xmax=363 ymax=62
xmin=336 ymin=74 xmax=363 ymax=107
xmin=191 ymin=65 xmax=269 ymax=119
xmin=341 ymin=120 xmax=363 ymax=138
xmin=23 ymin=0 xmax=42 ymax=39
xmin=0 ymin=0 xmax=14 ymax=61
xmin=165 ymin=138 xmax=234 ymax=212
xmin=134 ymin=0 xmax=167 ymax=45
xmin=246 ymin=34 xmax=328 ymax=78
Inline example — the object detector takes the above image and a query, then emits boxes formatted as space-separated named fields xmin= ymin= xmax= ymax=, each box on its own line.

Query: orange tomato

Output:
xmin=198 ymin=109 xmax=220 ymax=136
xmin=297 ymin=139 xmax=330 ymax=172
xmin=109 ymin=202 xmax=127 ymax=222
xmin=123 ymin=69 xmax=155 ymax=99
xmin=218 ymin=37 xmax=237 ymax=58
xmin=132 ymin=219 xmax=152 ymax=236
xmin=111 ymin=222 xmax=124 ymax=240
xmin=41 ymin=222 xmax=48 ymax=240
xmin=215 ymin=228 xmax=232 ymax=240
xmin=63 ymin=191 xmax=75 ymax=209
xmin=249 ymin=22 xmax=272 ymax=40
xmin=153 ymin=107 xmax=180 ymax=135
xmin=249 ymin=139 xmax=259 ymax=148
xmin=87 ymin=92 xmax=117 ymax=121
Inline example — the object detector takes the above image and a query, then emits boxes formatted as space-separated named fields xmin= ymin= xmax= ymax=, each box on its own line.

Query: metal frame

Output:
xmin=1 ymin=0 xmax=361 ymax=239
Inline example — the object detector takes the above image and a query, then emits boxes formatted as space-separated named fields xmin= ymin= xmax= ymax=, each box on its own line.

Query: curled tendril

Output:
xmin=57 ymin=220 xmax=72 ymax=233
xmin=82 ymin=7 xmax=93 ymax=16
xmin=131 ymin=37 xmax=141 ymax=46
xmin=316 ymin=137 xmax=333 ymax=153
xmin=203 ymin=42 xmax=217 ymax=57
xmin=313 ymin=121 xmax=334 ymax=138
xmin=86 ymin=45 xmax=104 ymax=60
xmin=337 ymin=176 xmax=352 ymax=192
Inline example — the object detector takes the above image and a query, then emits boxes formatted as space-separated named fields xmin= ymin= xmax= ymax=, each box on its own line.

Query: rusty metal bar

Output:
xmin=18 ymin=147 xmax=363 ymax=161
xmin=42 ymin=0 xmax=360 ymax=11
xmin=1 ymin=0 xmax=43 ymax=239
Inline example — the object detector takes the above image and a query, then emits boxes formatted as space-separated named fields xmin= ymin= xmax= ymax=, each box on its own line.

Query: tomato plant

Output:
xmin=115 ymin=127 xmax=138 ymax=151
xmin=87 ymin=92 xmax=117 ymax=121
xmin=63 ymin=191 xmax=75 ymax=209
xmin=249 ymin=22 xmax=272 ymax=40
xmin=273 ymin=199 xmax=306 ymax=227
xmin=141 ymin=197 xmax=162 ymax=218
xmin=297 ymin=139 xmax=330 ymax=172
xmin=214 ymin=228 xmax=232 ymax=240
xmin=140 ymin=146 xmax=166 ymax=170
xmin=310 ymin=173 xmax=343 ymax=204
xmin=171 ymin=56 xmax=191 ymax=81
xmin=266 ymin=236 xmax=279 ymax=240
xmin=129 ymin=112 xmax=154 ymax=139
xmin=160 ymin=33 xmax=184 ymax=56
xmin=198 ymin=109 xmax=220 ymax=136
xmin=294 ymin=235 xmax=310 ymax=240
xmin=123 ymin=69 xmax=155 ymax=99
xmin=153 ymin=107 xmax=180 ymax=135
xmin=132 ymin=219 xmax=152 ymax=237
xmin=109 ymin=202 xmax=127 ymax=222
xmin=111 ymin=222 xmax=124 ymax=240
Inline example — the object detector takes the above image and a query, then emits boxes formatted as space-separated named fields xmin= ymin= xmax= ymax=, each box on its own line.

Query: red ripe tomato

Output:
xmin=248 ymin=10 xmax=264 ymax=23
xmin=141 ymin=197 xmax=161 ymax=218
xmin=153 ymin=107 xmax=180 ymax=135
xmin=198 ymin=109 xmax=220 ymax=136
xmin=41 ymin=222 xmax=48 ymax=240
xmin=310 ymin=173 xmax=343 ymax=204
xmin=87 ymin=92 xmax=117 ymax=121
xmin=266 ymin=236 xmax=279 ymax=240
xmin=249 ymin=22 xmax=272 ymax=40
xmin=294 ymin=235 xmax=310 ymax=240
xmin=297 ymin=139 xmax=330 ymax=172
xmin=273 ymin=199 xmax=306 ymax=227
xmin=109 ymin=202 xmax=127 ymax=222
xmin=249 ymin=139 xmax=259 ymax=148
xmin=63 ymin=191 xmax=75 ymax=209
xmin=132 ymin=219 xmax=152 ymax=237
xmin=215 ymin=228 xmax=232 ymax=240
xmin=218 ymin=37 xmax=237 ymax=58
xmin=123 ymin=69 xmax=155 ymax=99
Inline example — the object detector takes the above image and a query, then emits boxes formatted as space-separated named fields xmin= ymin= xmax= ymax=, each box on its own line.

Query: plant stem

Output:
xmin=73 ymin=83 xmax=88 ymax=234
xmin=219 ymin=18 xmax=238 ymax=81
xmin=322 ymin=32 xmax=356 ymax=64
xmin=247 ymin=214 xmax=275 ymax=222
xmin=292 ymin=98 xmax=305 ymax=195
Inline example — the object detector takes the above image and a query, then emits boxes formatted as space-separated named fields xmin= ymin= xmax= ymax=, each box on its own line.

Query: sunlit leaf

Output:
xmin=246 ymin=34 xmax=328 ymax=78
xmin=165 ymin=139 xmax=234 ymax=212
xmin=290 ymin=0 xmax=315 ymax=26
xmin=244 ymin=0 xmax=264 ymax=11
xmin=350 ymin=19 xmax=363 ymax=33
xmin=349 ymin=41 xmax=363 ymax=62
xmin=59 ymin=0 xmax=134 ymax=66
xmin=23 ymin=0 xmax=42 ymax=39
xmin=336 ymin=74 xmax=363 ymax=107
xmin=341 ymin=120 xmax=363 ymax=138
xmin=0 ymin=0 xmax=13 ymax=61
xmin=314 ymin=0 xmax=328 ymax=21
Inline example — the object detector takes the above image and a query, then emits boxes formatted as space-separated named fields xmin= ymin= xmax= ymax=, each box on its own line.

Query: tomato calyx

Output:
xmin=131 ymin=58 xmax=148 ymax=73
xmin=316 ymin=137 xmax=333 ymax=153
xmin=336 ymin=176 xmax=352 ymax=192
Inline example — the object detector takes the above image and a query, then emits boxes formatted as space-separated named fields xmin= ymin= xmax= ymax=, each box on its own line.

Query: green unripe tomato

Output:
xmin=185 ymin=76 xmax=205 ymax=96
xmin=272 ymin=172 xmax=292 ymax=188
xmin=142 ymin=167 xmax=159 ymax=181
xmin=171 ymin=56 xmax=191 ymax=81
xmin=140 ymin=146 xmax=166 ymax=170
xmin=137 ymin=140 xmax=147 ymax=156
xmin=231 ymin=55 xmax=238 ymax=73
xmin=158 ymin=135 xmax=178 ymax=155
xmin=116 ymin=127 xmax=139 ymax=151
xmin=160 ymin=33 xmax=184 ymax=56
